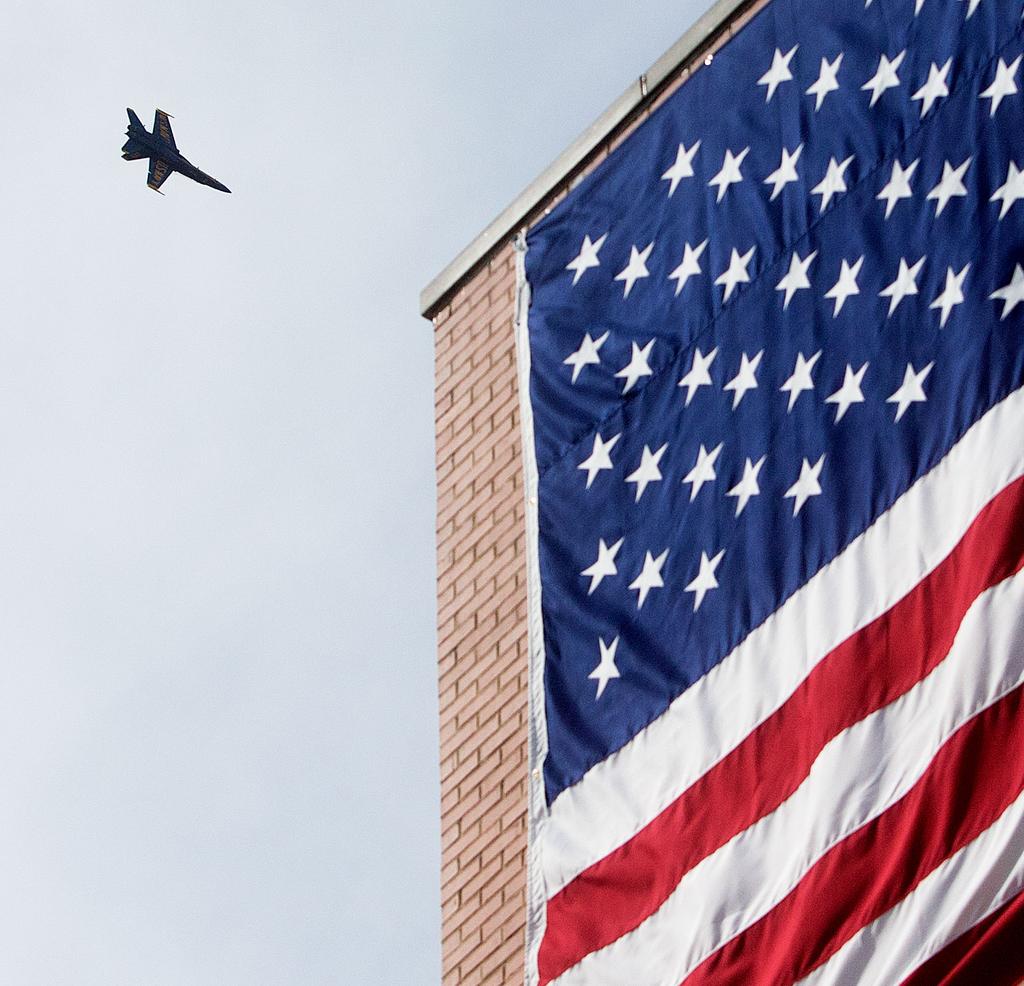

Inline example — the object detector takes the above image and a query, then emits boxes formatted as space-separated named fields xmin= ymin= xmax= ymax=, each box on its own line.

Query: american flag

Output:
xmin=516 ymin=0 xmax=1024 ymax=982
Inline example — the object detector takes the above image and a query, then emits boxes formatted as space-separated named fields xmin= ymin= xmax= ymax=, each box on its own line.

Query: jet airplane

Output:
xmin=121 ymin=108 xmax=231 ymax=194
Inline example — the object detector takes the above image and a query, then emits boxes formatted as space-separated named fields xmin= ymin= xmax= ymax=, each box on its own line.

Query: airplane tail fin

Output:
xmin=126 ymin=107 xmax=144 ymax=129
xmin=121 ymin=138 xmax=148 ymax=160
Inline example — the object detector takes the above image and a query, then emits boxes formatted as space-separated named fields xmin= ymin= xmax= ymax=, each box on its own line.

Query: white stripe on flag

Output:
xmin=543 ymin=383 xmax=1024 ymax=894
xmin=798 ymin=789 xmax=1024 ymax=986
xmin=551 ymin=569 xmax=1024 ymax=986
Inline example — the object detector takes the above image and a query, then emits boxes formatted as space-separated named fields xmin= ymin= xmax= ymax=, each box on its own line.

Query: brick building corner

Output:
xmin=423 ymin=3 xmax=764 ymax=981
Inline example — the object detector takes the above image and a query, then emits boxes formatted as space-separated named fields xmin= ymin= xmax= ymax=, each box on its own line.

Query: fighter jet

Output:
xmin=121 ymin=108 xmax=231 ymax=194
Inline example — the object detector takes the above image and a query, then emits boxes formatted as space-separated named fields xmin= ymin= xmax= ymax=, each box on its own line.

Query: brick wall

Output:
xmin=430 ymin=6 xmax=768 ymax=983
xmin=434 ymin=243 xmax=528 ymax=985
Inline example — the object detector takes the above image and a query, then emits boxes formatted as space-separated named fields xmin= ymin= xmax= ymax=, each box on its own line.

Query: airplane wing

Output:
xmin=147 ymin=158 xmax=173 ymax=192
xmin=153 ymin=109 xmax=177 ymax=150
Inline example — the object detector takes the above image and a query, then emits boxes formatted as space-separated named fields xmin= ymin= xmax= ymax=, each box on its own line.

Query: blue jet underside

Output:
xmin=121 ymin=108 xmax=230 ymax=194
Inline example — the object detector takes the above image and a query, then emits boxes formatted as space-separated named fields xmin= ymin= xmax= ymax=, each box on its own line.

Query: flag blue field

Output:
xmin=518 ymin=0 xmax=1024 ymax=981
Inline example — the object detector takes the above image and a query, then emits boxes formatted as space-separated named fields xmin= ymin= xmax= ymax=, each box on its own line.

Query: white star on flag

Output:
xmin=806 ymin=53 xmax=843 ymax=111
xmin=668 ymin=239 xmax=708 ymax=296
xmin=588 ymin=635 xmax=621 ymax=699
xmin=685 ymin=549 xmax=726 ymax=611
xmin=661 ymin=141 xmax=701 ymax=197
xmin=678 ymin=347 xmax=718 ymax=406
xmin=780 ymin=350 xmax=822 ymax=411
xmin=785 ymin=454 xmax=825 ymax=515
xmin=991 ymin=264 xmax=1024 ymax=320
xmin=724 ymin=350 xmax=763 ymax=408
xmin=961 ymin=0 xmax=983 ymax=17
xmin=880 ymin=256 xmax=926 ymax=315
xmin=991 ymin=161 xmax=1024 ymax=219
xmin=825 ymin=363 xmax=868 ymax=422
xmin=887 ymin=362 xmax=934 ymax=421
xmin=727 ymin=456 xmax=766 ymax=516
xmin=709 ymin=147 xmax=750 ymax=203
xmin=776 ymin=249 xmax=818 ymax=309
xmin=566 ymin=233 xmax=607 ymax=285
xmin=912 ymin=59 xmax=951 ymax=118
xmin=614 ymin=243 xmax=654 ymax=298
xmin=614 ymin=340 xmax=655 ymax=393
xmin=564 ymin=330 xmax=609 ymax=383
xmin=715 ymin=246 xmax=756 ymax=301
xmin=758 ymin=45 xmax=798 ymax=102
xmin=877 ymin=158 xmax=919 ymax=219
xmin=927 ymin=158 xmax=971 ymax=217
xmin=931 ymin=264 xmax=970 ymax=327
xmin=626 ymin=443 xmax=668 ymax=502
xmin=629 ymin=549 xmax=668 ymax=609
xmin=581 ymin=538 xmax=624 ymax=595
xmin=825 ymin=256 xmax=864 ymax=316
xmin=683 ymin=443 xmax=723 ymax=501
xmin=980 ymin=56 xmax=1021 ymax=116
xmin=812 ymin=155 xmax=854 ymax=213
xmin=578 ymin=432 xmax=620 ymax=488
xmin=764 ymin=145 xmax=803 ymax=201
xmin=863 ymin=50 xmax=906 ymax=107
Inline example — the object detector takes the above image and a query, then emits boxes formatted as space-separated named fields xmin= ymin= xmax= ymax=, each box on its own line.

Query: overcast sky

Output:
xmin=0 ymin=2 xmax=710 ymax=982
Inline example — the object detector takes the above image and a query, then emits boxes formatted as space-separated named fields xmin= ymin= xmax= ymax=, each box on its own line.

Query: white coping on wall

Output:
xmin=419 ymin=0 xmax=756 ymax=319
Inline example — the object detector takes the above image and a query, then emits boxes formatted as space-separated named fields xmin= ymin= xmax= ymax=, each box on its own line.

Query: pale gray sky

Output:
xmin=0 ymin=2 xmax=709 ymax=982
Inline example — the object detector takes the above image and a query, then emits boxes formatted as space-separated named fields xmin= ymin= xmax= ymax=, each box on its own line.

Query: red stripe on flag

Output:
xmin=681 ymin=681 xmax=1024 ymax=986
xmin=898 ymin=888 xmax=1024 ymax=986
xmin=539 ymin=475 xmax=1024 ymax=985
